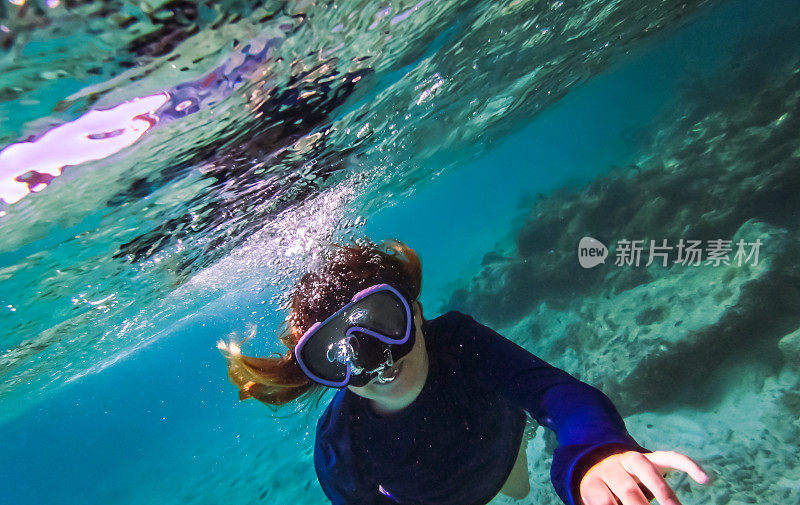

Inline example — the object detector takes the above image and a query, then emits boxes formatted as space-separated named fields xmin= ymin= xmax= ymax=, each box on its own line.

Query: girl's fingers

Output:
xmin=644 ymin=451 xmax=710 ymax=485
xmin=621 ymin=452 xmax=681 ymax=505
xmin=579 ymin=475 xmax=619 ymax=505
xmin=602 ymin=463 xmax=650 ymax=505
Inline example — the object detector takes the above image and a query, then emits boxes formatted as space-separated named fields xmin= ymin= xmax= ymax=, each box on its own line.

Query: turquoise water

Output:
xmin=2 ymin=0 xmax=800 ymax=504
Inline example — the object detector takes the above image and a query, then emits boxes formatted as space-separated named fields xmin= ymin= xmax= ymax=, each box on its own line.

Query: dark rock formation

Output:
xmin=452 ymin=47 xmax=800 ymax=505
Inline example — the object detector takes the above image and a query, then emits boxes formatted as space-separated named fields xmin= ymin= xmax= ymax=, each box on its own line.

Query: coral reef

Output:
xmin=460 ymin=50 xmax=800 ymax=505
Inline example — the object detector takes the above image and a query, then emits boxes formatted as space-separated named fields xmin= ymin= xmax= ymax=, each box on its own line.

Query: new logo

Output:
xmin=578 ymin=237 xmax=608 ymax=268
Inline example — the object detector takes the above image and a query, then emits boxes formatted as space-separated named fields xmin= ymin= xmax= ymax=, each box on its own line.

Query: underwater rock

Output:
xmin=497 ymin=220 xmax=800 ymax=414
xmin=778 ymin=327 xmax=800 ymax=367
xmin=458 ymin=51 xmax=800 ymax=505
xmin=448 ymin=49 xmax=800 ymax=330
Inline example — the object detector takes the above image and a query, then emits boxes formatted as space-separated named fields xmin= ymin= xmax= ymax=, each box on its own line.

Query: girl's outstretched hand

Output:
xmin=578 ymin=450 xmax=710 ymax=505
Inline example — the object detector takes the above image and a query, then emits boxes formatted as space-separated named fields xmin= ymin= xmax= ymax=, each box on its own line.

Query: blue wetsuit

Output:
xmin=314 ymin=311 xmax=647 ymax=505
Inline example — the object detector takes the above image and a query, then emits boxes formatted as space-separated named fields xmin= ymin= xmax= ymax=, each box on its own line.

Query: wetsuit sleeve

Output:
xmin=446 ymin=312 xmax=649 ymax=505
xmin=314 ymin=419 xmax=398 ymax=505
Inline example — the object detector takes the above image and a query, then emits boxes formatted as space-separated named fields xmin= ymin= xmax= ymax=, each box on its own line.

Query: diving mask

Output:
xmin=295 ymin=284 xmax=415 ymax=388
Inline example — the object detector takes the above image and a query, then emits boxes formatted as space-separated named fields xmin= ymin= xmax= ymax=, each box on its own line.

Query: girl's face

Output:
xmin=346 ymin=303 xmax=429 ymax=415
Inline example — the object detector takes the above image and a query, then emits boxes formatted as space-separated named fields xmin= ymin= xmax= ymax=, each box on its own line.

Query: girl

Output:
xmin=218 ymin=239 xmax=708 ymax=505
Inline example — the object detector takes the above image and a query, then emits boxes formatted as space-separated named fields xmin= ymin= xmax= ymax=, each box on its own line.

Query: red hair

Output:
xmin=218 ymin=239 xmax=422 ymax=406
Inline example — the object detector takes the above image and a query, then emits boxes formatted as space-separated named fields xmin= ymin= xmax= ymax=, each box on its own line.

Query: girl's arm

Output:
xmin=444 ymin=311 xmax=649 ymax=505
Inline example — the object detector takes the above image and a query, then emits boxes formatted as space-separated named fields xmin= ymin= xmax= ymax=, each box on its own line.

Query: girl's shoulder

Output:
xmin=424 ymin=310 xmax=474 ymax=340
xmin=424 ymin=310 xmax=484 ymax=367
xmin=426 ymin=310 xmax=492 ymax=350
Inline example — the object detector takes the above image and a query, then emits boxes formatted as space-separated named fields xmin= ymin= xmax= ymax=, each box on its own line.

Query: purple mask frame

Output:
xmin=294 ymin=283 xmax=413 ymax=387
